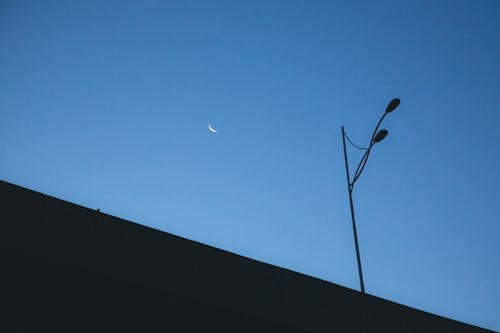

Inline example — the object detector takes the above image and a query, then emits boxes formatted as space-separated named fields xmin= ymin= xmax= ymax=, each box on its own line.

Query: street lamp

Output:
xmin=341 ymin=98 xmax=401 ymax=294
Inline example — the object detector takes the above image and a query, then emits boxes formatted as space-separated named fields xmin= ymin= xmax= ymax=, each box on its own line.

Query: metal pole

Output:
xmin=341 ymin=126 xmax=365 ymax=293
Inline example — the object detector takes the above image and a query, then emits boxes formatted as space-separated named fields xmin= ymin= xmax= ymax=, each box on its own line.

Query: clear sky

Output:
xmin=1 ymin=0 xmax=499 ymax=330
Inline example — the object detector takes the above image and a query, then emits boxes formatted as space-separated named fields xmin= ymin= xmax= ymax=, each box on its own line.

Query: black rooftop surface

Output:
xmin=1 ymin=180 xmax=495 ymax=332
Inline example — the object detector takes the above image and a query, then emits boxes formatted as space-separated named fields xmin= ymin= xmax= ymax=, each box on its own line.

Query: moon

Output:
xmin=208 ymin=124 xmax=218 ymax=133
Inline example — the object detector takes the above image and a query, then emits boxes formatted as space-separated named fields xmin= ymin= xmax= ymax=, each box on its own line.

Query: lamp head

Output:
xmin=373 ymin=129 xmax=389 ymax=143
xmin=385 ymin=98 xmax=401 ymax=113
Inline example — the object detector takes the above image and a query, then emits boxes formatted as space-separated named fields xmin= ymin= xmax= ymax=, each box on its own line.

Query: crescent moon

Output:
xmin=208 ymin=124 xmax=218 ymax=133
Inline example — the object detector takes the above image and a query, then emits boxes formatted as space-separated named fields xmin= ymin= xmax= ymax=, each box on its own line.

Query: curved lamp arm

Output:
xmin=349 ymin=97 xmax=400 ymax=189
xmin=350 ymin=112 xmax=387 ymax=188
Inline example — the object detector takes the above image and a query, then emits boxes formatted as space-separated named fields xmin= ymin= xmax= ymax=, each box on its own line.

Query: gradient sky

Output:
xmin=1 ymin=0 xmax=499 ymax=330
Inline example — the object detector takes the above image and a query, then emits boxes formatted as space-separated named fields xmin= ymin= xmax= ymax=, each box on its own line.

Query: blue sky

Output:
xmin=1 ymin=0 xmax=499 ymax=330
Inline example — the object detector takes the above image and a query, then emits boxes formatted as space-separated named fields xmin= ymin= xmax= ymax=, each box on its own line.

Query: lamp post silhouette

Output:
xmin=341 ymin=98 xmax=401 ymax=294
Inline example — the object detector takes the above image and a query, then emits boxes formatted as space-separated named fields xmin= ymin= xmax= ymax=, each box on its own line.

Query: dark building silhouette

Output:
xmin=0 ymin=180 xmax=494 ymax=332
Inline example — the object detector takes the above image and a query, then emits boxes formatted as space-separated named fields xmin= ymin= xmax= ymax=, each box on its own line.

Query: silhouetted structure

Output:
xmin=1 ymin=180 xmax=494 ymax=332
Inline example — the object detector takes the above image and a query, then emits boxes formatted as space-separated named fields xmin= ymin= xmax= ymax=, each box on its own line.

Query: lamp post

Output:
xmin=341 ymin=98 xmax=401 ymax=294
